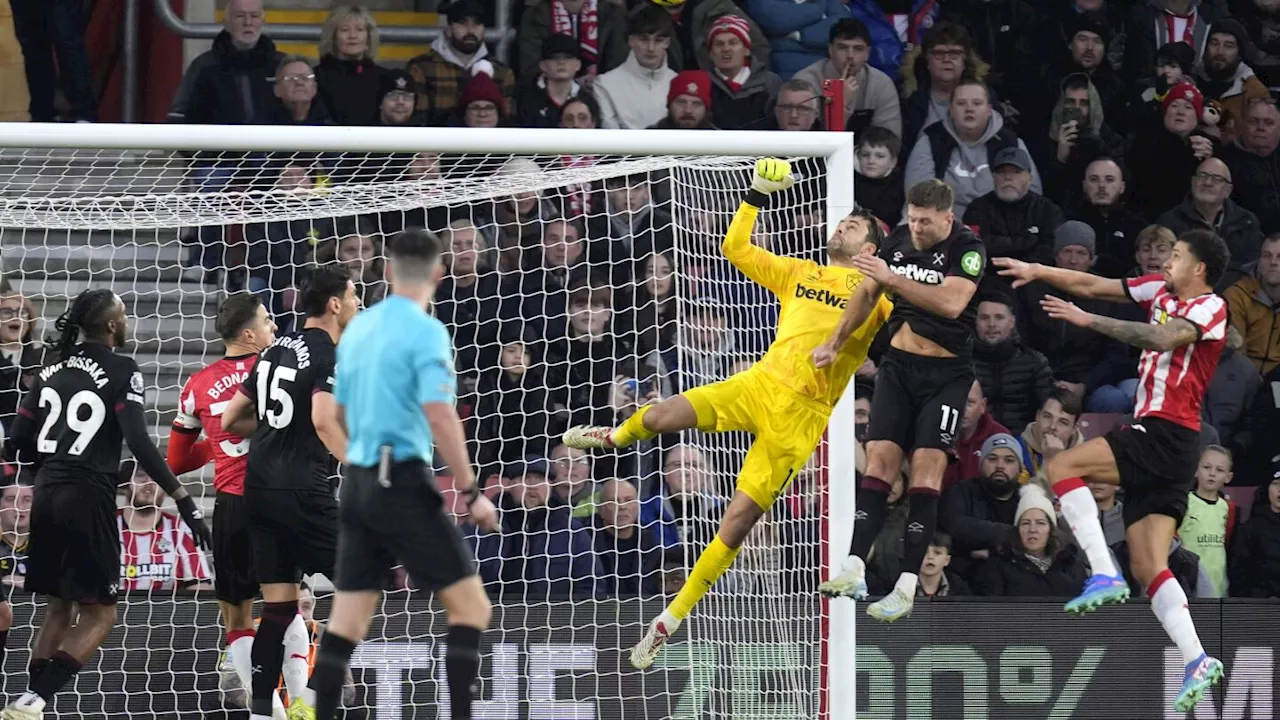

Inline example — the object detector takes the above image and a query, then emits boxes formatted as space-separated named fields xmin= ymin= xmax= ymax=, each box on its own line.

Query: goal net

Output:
xmin=0 ymin=126 xmax=857 ymax=719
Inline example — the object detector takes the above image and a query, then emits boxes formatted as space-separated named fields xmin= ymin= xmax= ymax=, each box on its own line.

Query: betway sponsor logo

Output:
xmin=891 ymin=264 xmax=945 ymax=285
xmin=795 ymin=284 xmax=847 ymax=309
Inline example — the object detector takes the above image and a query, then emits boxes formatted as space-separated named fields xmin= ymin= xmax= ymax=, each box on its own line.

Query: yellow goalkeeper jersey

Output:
xmin=722 ymin=202 xmax=893 ymax=409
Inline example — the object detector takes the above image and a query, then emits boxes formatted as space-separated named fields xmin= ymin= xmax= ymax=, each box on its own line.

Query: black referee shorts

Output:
xmin=213 ymin=492 xmax=258 ymax=604
xmin=25 ymin=482 xmax=120 ymax=605
xmin=1104 ymin=417 xmax=1200 ymax=527
xmin=335 ymin=460 xmax=475 ymax=593
xmin=867 ymin=348 xmax=974 ymax=452
xmin=245 ymin=486 xmax=338 ymax=585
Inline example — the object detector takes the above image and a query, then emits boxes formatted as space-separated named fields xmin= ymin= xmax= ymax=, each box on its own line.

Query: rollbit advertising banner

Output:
xmin=0 ymin=596 xmax=1275 ymax=719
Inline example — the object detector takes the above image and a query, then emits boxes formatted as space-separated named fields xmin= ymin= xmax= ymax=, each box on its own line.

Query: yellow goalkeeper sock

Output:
xmin=668 ymin=535 xmax=741 ymax=621
xmin=611 ymin=404 xmax=658 ymax=448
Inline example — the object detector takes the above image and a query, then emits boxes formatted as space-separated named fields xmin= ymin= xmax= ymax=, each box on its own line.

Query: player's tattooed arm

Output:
xmin=1089 ymin=315 xmax=1201 ymax=352
xmin=1042 ymin=295 xmax=1200 ymax=351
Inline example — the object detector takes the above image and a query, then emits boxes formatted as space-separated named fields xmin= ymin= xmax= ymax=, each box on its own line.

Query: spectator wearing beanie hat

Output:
xmin=705 ymin=14 xmax=781 ymax=130
xmin=1017 ymin=221 xmax=1127 ymax=395
xmin=939 ymin=432 xmax=1023 ymax=580
xmin=971 ymin=481 xmax=1089 ymax=598
xmin=1127 ymin=80 xmax=1220 ymax=220
xmin=651 ymin=70 xmax=716 ymax=129
xmin=517 ymin=34 xmax=586 ymax=128
xmin=1131 ymin=41 xmax=1197 ymax=129
xmin=1042 ymin=0 xmax=1131 ymax=76
xmin=1045 ymin=13 xmax=1127 ymax=134
xmin=654 ymin=4 xmax=770 ymax=73
xmin=376 ymin=70 xmax=419 ymax=127
xmin=1194 ymin=19 xmax=1270 ymax=143
xmin=457 ymin=67 xmax=508 ymax=128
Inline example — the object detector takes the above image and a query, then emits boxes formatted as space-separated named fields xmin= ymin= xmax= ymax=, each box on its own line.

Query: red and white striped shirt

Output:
xmin=1124 ymin=274 xmax=1227 ymax=431
xmin=118 ymin=510 xmax=211 ymax=591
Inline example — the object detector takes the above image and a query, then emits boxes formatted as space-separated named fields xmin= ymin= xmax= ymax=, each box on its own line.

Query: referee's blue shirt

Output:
xmin=334 ymin=294 xmax=456 ymax=468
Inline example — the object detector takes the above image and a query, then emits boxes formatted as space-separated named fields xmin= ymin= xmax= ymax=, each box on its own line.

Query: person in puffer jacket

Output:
xmin=1228 ymin=475 xmax=1280 ymax=597
xmin=744 ymin=0 xmax=850 ymax=78
xmin=972 ymin=292 xmax=1055 ymax=431
xmin=971 ymin=482 xmax=1089 ymax=597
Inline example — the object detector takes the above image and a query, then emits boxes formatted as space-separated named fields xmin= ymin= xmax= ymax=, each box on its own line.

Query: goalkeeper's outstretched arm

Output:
xmin=720 ymin=158 xmax=797 ymax=291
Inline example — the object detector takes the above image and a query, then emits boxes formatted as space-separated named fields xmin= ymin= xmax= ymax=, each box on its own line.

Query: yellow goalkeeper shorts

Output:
xmin=684 ymin=368 xmax=831 ymax=510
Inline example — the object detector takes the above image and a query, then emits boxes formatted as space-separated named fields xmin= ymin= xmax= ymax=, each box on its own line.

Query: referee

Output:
xmin=310 ymin=228 xmax=498 ymax=720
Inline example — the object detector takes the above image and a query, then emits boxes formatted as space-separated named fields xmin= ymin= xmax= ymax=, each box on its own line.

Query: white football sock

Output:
xmin=228 ymin=634 xmax=256 ymax=696
xmin=1150 ymin=571 xmax=1206 ymax=665
xmin=1053 ymin=478 xmax=1118 ymax=577
xmin=894 ymin=572 xmax=918 ymax=597
xmin=281 ymin=614 xmax=314 ymax=705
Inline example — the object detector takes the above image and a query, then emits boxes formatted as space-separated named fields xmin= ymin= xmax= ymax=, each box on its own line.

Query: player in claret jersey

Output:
xmin=221 ymin=267 xmax=357 ymax=720
xmin=995 ymin=229 xmax=1231 ymax=712
xmin=1 ymin=289 xmax=211 ymax=720
xmin=167 ymin=292 xmax=284 ymax=713
xmin=814 ymin=179 xmax=986 ymax=624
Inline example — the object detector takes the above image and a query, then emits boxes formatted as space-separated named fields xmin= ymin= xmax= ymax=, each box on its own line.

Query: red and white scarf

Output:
xmin=559 ymin=154 xmax=596 ymax=217
xmin=553 ymin=0 xmax=599 ymax=69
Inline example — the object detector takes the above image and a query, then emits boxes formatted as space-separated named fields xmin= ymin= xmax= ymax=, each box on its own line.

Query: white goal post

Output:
xmin=0 ymin=124 xmax=858 ymax=720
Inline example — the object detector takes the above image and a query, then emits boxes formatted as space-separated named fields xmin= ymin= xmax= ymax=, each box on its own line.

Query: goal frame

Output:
xmin=0 ymin=123 xmax=859 ymax=720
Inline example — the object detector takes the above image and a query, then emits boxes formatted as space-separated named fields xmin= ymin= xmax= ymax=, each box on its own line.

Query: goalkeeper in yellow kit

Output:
xmin=563 ymin=158 xmax=892 ymax=669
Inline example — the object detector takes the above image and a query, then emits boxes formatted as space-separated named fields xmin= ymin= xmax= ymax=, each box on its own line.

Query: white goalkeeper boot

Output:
xmin=562 ymin=425 xmax=616 ymax=450
xmin=630 ymin=611 xmax=680 ymax=670
xmin=819 ymin=555 xmax=869 ymax=600
xmin=2 ymin=693 xmax=45 ymax=720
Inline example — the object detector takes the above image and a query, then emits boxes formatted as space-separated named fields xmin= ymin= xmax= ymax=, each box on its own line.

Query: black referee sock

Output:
xmin=902 ymin=487 xmax=941 ymax=578
xmin=311 ymin=631 xmax=356 ymax=720
xmin=446 ymin=625 xmax=483 ymax=720
xmin=250 ymin=600 xmax=296 ymax=716
xmin=28 ymin=657 xmax=49 ymax=689
xmin=31 ymin=650 xmax=82 ymax=701
xmin=849 ymin=476 xmax=892 ymax=560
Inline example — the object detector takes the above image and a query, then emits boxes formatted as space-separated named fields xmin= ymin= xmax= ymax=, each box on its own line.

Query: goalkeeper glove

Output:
xmin=752 ymin=158 xmax=795 ymax=194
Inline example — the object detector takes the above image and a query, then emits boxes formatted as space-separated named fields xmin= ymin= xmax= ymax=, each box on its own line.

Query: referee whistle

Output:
xmin=377 ymin=445 xmax=393 ymax=488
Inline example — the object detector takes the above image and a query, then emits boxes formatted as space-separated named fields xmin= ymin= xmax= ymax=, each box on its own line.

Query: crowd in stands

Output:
xmin=2 ymin=0 xmax=1280 ymax=604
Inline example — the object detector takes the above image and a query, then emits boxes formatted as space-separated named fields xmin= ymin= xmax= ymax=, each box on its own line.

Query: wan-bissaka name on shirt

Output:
xmin=40 ymin=355 xmax=109 ymax=388
xmin=794 ymin=284 xmax=848 ymax=309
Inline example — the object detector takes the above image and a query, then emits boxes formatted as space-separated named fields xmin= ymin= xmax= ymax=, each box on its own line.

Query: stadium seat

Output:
xmin=1224 ymin=486 xmax=1255 ymax=525
xmin=1079 ymin=413 xmax=1123 ymax=440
